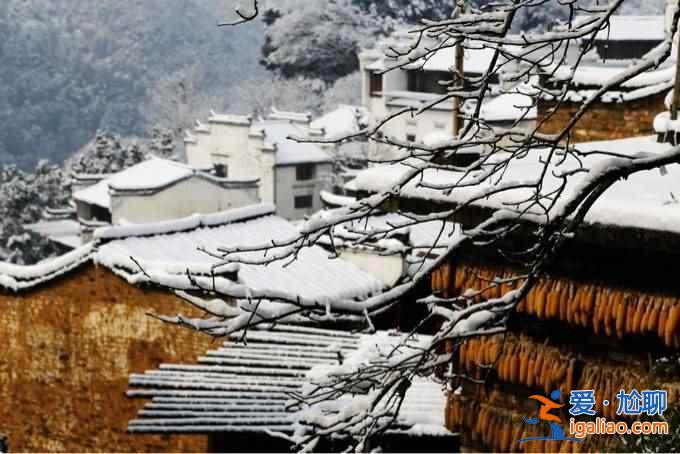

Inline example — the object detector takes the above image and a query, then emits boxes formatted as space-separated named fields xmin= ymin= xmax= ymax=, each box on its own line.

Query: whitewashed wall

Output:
xmin=186 ymin=120 xmax=279 ymax=205
xmin=275 ymin=163 xmax=332 ymax=220
xmin=110 ymin=177 xmax=259 ymax=224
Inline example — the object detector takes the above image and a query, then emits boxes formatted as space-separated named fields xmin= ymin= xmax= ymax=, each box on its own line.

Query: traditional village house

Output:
xmin=25 ymin=158 xmax=260 ymax=249
xmin=0 ymin=204 xmax=389 ymax=452
xmin=358 ymin=31 xmax=538 ymax=156
xmin=73 ymin=158 xmax=260 ymax=231
xmin=184 ymin=110 xmax=339 ymax=220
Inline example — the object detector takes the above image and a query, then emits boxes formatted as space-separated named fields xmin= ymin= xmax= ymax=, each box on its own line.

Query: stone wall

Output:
xmin=537 ymin=93 xmax=666 ymax=142
xmin=0 ymin=264 xmax=211 ymax=452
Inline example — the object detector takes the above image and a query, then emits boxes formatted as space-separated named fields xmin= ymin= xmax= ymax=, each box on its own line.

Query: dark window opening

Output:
xmin=407 ymin=70 xmax=499 ymax=94
xmin=296 ymin=164 xmax=315 ymax=181
xmin=214 ymin=164 xmax=228 ymax=178
xmin=593 ymin=39 xmax=662 ymax=60
xmin=370 ymin=72 xmax=383 ymax=95
xmin=406 ymin=133 xmax=416 ymax=142
xmin=294 ymin=195 xmax=314 ymax=209
xmin=407 ymin=70 xmax=449 ymax=95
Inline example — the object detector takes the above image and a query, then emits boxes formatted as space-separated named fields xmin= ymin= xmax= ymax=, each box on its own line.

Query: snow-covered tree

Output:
xmin=0 ymin=161 xmax=70 ymax=264
xmin=70 ymin=132 xmax=146 ymax=175
xmin=147 ymin=127 xmax=178 ymax=161
xmin=353 ymin=0 xmax=456 ymax=31
xmin=156 ymin=0 xmax=680 ymax=450
xmin=261 ymin=0 xmax=371 ymax=83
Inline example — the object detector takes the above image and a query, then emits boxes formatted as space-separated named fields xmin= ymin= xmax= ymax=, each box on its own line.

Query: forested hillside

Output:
xmin=0 ymin=0 xmax=666 ymax=169
xmin=0 ymin=0 xmax=267 ymax=168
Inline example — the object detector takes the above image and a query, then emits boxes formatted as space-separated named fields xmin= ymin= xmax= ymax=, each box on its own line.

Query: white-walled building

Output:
xmin=358 ymin=33 xmax=537 ymax=155
xmin=184 ymin=111 xmax=334 ymax=220
xmin=72 ymin=158 xmax=259 ymax=235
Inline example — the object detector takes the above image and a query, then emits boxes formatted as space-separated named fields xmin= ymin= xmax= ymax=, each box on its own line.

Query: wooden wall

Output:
xmin=536 ymin=93 xmax=666 ymax=143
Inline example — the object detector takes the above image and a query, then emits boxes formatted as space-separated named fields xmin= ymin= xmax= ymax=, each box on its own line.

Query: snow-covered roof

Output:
xmin=107 ymin=159 xmax=195 ymax=192
xmin=0 ymin=243 xmax=95 ymax=292
xmin=126 ymin=325 xmax=450 ymax=438
xmin=366 ymin=44 xmax=494 ymax=74
xmin=422 ymin=45 xmax=496 ymax=74
xmin=24 ymin=219 xmax=82 ymax=249
xmin=94 ymin=207 xmax=383 ymax=302
xmin=479 ymin=91 xmax=537 ymax=122
xmin=580 ymin=15 xmax=666 ymax=42
xmin=544 ymin=62 xmax=675 ymax=103
xmin=559 ymin=64 xmax=675 ymax=89
xmin=208 ymin=112 xmax=252 ymax=126
xmin=72 ymin=179 xmax=110 ymax=209
xmin=301 ymin=330 xmax=449 ymax=435
xmin=322 ymin=210 xmax=457 ymax=252
xmin=0 ymin=205 xmax=383 ymax=300
xmin=310 ymin=105 xmax=368 ymax=140
xmin=348 ymin=135 xmax=680 ymax=235
xmin=255 ymin=120 xmax=332 ymax=166
xmin=268 ymin=108 xmax=312 ymax=124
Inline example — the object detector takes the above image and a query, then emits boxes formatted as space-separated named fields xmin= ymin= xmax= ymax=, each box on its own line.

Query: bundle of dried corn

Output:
xmin=431 ymin=263 xmax=452 ymax=297
xmin=450 ymin=263 xmax=680 ymax=347
xmin=577 ymin=362 xmax=680 ymax=420
xmin=448 ymin=391 xmax=606 ymax=453
xmin=459 ymin=334 xmax=575 ymax=394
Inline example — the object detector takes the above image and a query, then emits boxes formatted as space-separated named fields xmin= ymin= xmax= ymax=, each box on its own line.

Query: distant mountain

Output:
xmin=0 ymin=0 xmax=267 ymax=168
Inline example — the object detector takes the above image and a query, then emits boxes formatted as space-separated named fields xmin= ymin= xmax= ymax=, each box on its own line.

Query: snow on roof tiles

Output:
xmin=72 ymin=179 xmax=111 ymax=209
xmin=585 ymin=15 xmax=666 ymax=42
xmin=310 ymin=105 xmax=368 ymax=140
xmin=256 ymin=120 xmax=332 ymax=166
xmin=0 ymin=204 xmax=382 ymax=301
xmin=127 ymin=325 xmax=449 ymax=437
xmin=268 ymin=108 xmax=311 ymax=123
xmin=107 ymin=159 xmax=195 ymax=192
xmin=349 ymin=136 xmax=680 ymax=235
xmin=94 ymin=210 xmax=383 ymax=302
xmin=0 ymin=243 xmax=95 ymax=292
xmin=24 ymin=219 xmax=82 ymax=249
xmin=72 ymin=159 xmax=194 ymax=208
xmin=366 ymin=42 xmax=498 ymax=74
xmin=208 ymin=113 xmax=252 ymax=126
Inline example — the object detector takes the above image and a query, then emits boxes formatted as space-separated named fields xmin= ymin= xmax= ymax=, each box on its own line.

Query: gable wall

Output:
xmin=0 ymin=264 xmax=211 ymax=452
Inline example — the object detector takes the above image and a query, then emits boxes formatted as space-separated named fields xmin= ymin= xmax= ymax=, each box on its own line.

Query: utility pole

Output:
xmin=668 ymin=0 xmax=680 ymax=119
xmin=452 ymin=1 xmax=466 ymax=137
xmin=672 ymin=35 xmax=680 ymax=120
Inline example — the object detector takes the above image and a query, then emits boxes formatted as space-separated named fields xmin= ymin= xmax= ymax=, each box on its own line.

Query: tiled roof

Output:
xmin=126 ymin=325 xmax=449 ymax=437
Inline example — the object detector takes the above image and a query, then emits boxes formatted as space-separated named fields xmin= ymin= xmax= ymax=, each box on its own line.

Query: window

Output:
xmin=294 ymin=195 xmax=314 ymax=209
xmin=406 ymin=133 xmax=416 ymax=142
xmin=214 ymin=163 xmax=228 ymax=178
xmin=407 ymin=70 xmax=449 ymax=95
xmin=296 ymin=164 xmax=315 ymax=181
xmin=369 ymin=72 xmax=383 ymax=95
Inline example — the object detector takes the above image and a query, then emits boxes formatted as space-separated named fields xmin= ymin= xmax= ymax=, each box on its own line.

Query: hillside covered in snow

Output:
xmin=0 ymin=0 xmax=666 ymax=169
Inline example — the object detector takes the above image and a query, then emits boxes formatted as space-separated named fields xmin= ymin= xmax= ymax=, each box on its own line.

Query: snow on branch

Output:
xmin=154 ymin=1 xmax=680 ymax=450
